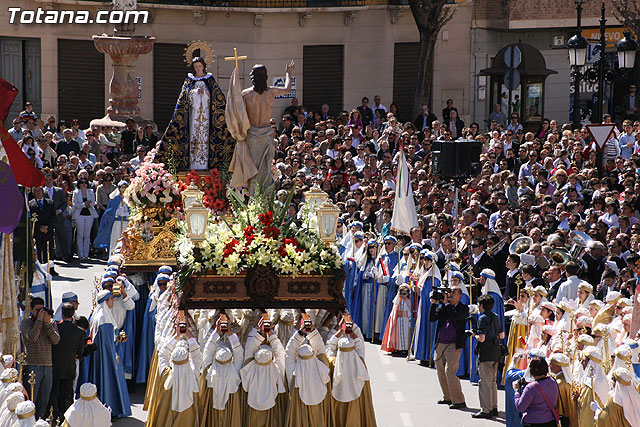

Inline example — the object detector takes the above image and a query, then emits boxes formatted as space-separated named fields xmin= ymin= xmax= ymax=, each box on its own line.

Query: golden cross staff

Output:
xmin=224 ymin=48 xmax=248 ymax=70
xmin=28 ymin=370 xmax=36 ymax=399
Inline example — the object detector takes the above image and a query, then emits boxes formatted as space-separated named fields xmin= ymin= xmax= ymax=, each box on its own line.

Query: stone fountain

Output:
xmin=92 ymin=0 xmax=155 ymax=124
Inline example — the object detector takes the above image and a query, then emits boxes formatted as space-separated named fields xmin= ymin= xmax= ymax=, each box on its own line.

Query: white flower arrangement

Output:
xmin=175 ymin=187 xmax=343 ymax=281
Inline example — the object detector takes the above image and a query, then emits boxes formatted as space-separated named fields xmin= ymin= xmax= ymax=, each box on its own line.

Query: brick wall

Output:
xmin=474 ymin=0 xmax=619 ymax=27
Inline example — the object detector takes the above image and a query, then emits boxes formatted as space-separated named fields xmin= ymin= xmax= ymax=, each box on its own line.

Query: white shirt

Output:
xmin=555 ymin=276 xmax=581 ymax=302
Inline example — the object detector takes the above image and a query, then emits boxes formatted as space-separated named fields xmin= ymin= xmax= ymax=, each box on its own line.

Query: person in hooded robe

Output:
xmin=412 ymin=250 xmax=441 ymax=364
xmin=102 ymin=273 xmax=138 ymax=381
xmin=596 ymin=367 xmax=640 ymax=427
xmin=144 ymin=337 xmax=202 ymax=427
xmin=94 ymin=180 xmax=129 ymax=256
xmin=0 ymin=354 xmax=14 ymax=373
xmin=354 ymin=239 xmax=382 ymax=339
xmin=326 ymin=329 xmax=377 ymax=427
xmin=578 ymin=346 xmax=609 ymax=427
xmin=240 ymin=318 xmax=287 ymax=426
xmin=0 ymin=391 xmax=25 ymax=426
xmin=284 ymin=318 xmax=331 ymax=427
xmin=199 ymin=316 xmax=244 ymax=426
xmin=84 ymin=290 xmax=131 ymax=418
xmin=0 ymin=368 xmax=18 ymax=397
xmin=549 ymin=353 xmax=578 ymax=427
xmin=0 ymin=378 xmax=24 ymax=404
xmin=272 ymin=309 xmax=297 ymax=346
xmin=136 ymin=267 xmax=172 ymax=385
xmin=502 ymin=288 xmax=529 ymax=384
xmin=504 ymin=349 xmax=545 ymax=427
xmin=62 ymin=383 xmax=111 ymax=427
xmin=53 ymin=291 xmax=79 ymax=322
xmin=381 ymin=283 xmax=412 ymax=354
xmin=13 ymin=400 xmax=36 ymax=427
xmin=375 ymin=235 xmax=398 ymax=339
xmin=342 ymin=226 xmax=365 ymax=315
xmin=622 ymin=338 xmax=640 ymax=379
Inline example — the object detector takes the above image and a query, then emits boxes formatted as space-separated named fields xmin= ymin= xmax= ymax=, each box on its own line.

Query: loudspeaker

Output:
xmin=430 ymin=140 xmax=482 ymax=177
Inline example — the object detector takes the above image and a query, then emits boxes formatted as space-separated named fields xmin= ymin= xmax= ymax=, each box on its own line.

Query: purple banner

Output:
xmin=0 ymin=161 xmax=24 ymax=234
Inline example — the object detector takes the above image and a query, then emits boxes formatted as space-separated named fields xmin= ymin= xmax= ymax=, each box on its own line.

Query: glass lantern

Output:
xmin=185 ymin=200 xmax=209 ymax=245
xmin=316 ymin=200 xmax=341 ymax=247
xmin=566 ymin=33 xmax=588 ymax=67
xmin=182 ymin=182 xmax=204 ymax=210
xmin=304 ymin=186 xmax=329 ymax=212
xmin=616 ymin=31 xmax=638 ymax=69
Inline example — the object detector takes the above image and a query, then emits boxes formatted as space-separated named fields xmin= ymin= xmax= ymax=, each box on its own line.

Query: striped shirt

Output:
xmin=20 ymin=317 xmax=60 ymax=366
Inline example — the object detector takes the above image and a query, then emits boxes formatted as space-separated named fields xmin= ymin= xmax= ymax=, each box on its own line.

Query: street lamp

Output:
xmin=567 ymin=0 xmax=587 ymax=131
xmin=567 ymin=34 xmax=588 ymax=67
xmin=616 ymin=31 xmax=638 ymax=70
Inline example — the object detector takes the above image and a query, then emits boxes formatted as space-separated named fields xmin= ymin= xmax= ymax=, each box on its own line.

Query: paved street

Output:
xmin=51 ymin=259 xmax=505 ymax=427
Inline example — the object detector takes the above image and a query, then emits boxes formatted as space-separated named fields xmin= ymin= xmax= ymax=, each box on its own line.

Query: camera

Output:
xmin=517 ymin=376 xmax=528 ymax=389
xmin=431 ymin=286 xmax=451 ymax=301
xmin=39 ymin=307 xmax=54 ymax=316
xmin=112 ymin=283 xmax=122 ymax=297
xmin=464 ymin=315 xmax=477 ymax=336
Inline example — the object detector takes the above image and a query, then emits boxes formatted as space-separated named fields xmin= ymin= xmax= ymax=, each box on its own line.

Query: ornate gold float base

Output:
xmin=179 ymin=265 xmax=345 ymax=309
xmin=120 ymin=216 xmax=178 ymax=273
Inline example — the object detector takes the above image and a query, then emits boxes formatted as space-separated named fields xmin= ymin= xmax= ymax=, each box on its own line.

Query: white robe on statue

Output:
xmin=189 ymin=76 xmax=211 ymax=170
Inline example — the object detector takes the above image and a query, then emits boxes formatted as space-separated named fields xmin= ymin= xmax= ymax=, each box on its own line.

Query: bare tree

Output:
xmin=611 ymin=0 xmax=640 ymax=35
xmin=408 ymin=0 xmax=456 ymax=118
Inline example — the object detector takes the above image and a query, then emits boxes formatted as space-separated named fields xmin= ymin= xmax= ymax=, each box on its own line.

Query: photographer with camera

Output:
xmin=429 ymin=285 xmax=469 ymax=410
xmin=471 ymin=294 xmax=505 ymax=419
xmin=19 ymin=297 xmax=60 ymax=419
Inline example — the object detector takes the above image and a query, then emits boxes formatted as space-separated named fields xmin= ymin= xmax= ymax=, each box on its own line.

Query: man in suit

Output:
xmin=470 ymin=238 xmax=496 ymax=301
xmin=621 ymin=84 xmax=640 ymax=121
xmin=55 ymin=128 xmax=80 ymax=158
xmin=414 ymin=104 xmax=438 ymax=132
xmin=29 ymin=186 xmax=56 ymax=264
xmin=442 ymin=99 xmax=458 ymax=124
xmin=51 ymin=303 xmax=85 ymax=420
xmin=43 ymin=173 xmax=69 ymax=267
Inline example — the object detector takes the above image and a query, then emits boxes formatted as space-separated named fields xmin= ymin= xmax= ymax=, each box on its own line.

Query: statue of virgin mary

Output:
xmin=158 ymin=55 xmax=235 ymax=171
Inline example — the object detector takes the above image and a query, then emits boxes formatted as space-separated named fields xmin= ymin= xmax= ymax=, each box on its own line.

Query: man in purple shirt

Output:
xmin=429 ymin=286 xmax=469 ymax=410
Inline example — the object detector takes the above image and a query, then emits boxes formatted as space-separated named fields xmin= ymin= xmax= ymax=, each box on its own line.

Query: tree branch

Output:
xmin=610 ymin=0 xmax=640 ymax=35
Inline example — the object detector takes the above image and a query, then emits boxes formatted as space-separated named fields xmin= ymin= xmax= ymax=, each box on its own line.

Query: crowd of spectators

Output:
xmin=10 ymin=106 xmax=156 ymax=268
xmin=11 ymin=90 xmax=640 ymax=292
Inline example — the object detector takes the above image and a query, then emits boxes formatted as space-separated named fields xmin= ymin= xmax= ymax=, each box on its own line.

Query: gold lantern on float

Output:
xmin=185 ymin=200 xmax=209 ymax=245
xmin=316 ymin=200 xmax=341 ymax=247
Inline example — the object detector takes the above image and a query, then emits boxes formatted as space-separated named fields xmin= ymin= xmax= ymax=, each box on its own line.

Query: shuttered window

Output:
xmin=303 ymin=45 xmax=344 ymax=114
xmin=58 ymin=39 xmax=104 ymax=127
xmin=153 ymin=43 xmax=189 ymax=132
xmin=393 ymin=42 xmax=420 ymax=119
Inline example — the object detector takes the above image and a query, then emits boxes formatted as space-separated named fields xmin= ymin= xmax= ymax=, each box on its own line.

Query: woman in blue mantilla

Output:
xmin=157 ymin=56 xmax=235 ymax=171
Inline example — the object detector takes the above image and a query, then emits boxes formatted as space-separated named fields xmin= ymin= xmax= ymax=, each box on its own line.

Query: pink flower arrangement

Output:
xmin=124 ymin=148 xmax=181 ymax=210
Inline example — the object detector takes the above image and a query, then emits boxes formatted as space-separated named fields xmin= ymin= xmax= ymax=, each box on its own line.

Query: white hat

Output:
xmin=80 ymin=383 xmax=97 ymax=398
xmin=171 ymin=346 xmax=189 ymax=364
xmin=606 ymin=291 xmax=622 ymax=303
xmin=255 ymin=345 xmax=273 ymax=365
xmin=215 ymin=347 xmax=233 ymax=364
xmin=15 ymin=400 xmax=36 ymax=418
